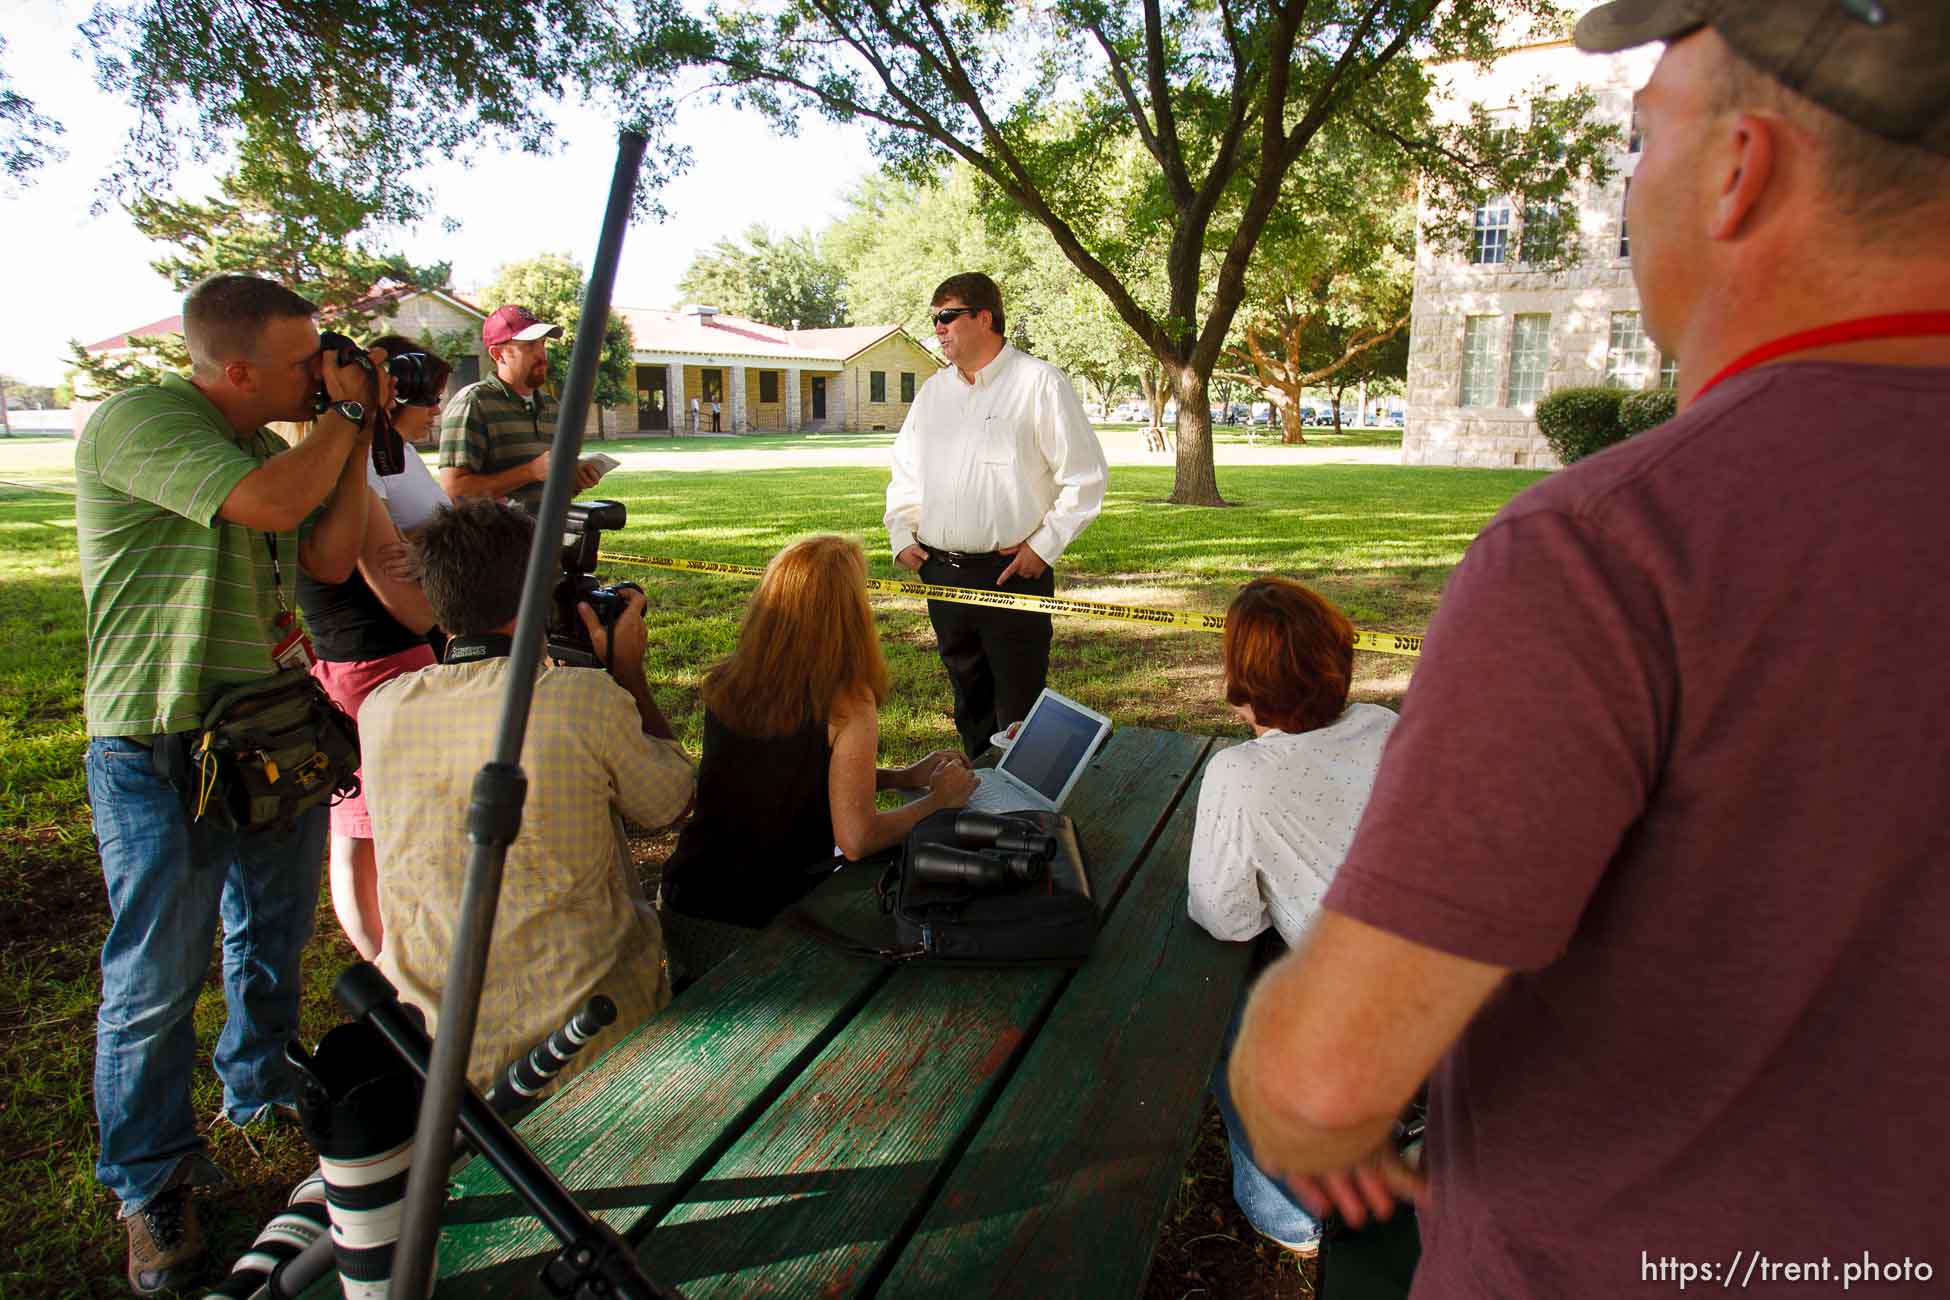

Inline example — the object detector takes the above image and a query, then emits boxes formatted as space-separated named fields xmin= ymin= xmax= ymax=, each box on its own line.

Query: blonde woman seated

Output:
xmin=1188 ymin=577 xmax=1398 ymax=1255
xmin=661 ymin=535 xmax=977 ymax=970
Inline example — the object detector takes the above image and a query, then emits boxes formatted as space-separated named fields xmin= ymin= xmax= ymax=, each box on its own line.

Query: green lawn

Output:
xmin=0 ymin=452 xmax=1542 ymax=1296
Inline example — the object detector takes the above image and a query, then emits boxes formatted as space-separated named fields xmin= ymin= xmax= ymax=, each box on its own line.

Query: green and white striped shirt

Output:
xmin=76 ymin=374 xmax=297 ymax=737
xmin=436 ymin=376 xmax=558 ymax=509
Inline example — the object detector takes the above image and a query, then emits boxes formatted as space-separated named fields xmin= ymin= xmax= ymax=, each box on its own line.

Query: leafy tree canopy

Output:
xmin=677 ymin=224 xmax=850 ymax=328
xmin=65 ymin=120 xmax=450 ymax=398
xmin=1 ymin=36 xmax=64 ymax=190
xmin=69 ymin=0 xmax=699 ymax=221
xmin=130 ymin=126 xmax=450 ymax=309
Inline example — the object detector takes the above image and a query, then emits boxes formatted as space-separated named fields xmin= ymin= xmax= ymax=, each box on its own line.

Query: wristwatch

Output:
xmin=330 ymin=399 xmax=366 ymax=425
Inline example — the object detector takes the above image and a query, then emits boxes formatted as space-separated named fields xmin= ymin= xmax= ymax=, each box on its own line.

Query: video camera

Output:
xmin=546 ymin=499 xmax=642 ymax=668
xmin=314 ymin=331 xmax=445 ymax=477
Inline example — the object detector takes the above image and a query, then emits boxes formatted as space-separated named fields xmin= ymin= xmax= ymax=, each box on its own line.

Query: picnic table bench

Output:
xmin=431 ymin=724 xmax=1250 ymax=1297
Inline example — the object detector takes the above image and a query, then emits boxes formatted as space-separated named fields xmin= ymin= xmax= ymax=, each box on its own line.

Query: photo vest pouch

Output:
xmin=886 ymin=808 xmax=1097 ymax=965
xmin=189 ymin=668 xmax=362 ymax=833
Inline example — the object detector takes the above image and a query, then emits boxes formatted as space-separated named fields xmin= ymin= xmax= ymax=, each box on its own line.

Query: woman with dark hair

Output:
xmin=1187 ymin=577 xmax=1398 ymax=1256
xmin=660 ymin=535 xmax=976 ymax=971
xmin=296 ymin=334 xmax=453 ymax=959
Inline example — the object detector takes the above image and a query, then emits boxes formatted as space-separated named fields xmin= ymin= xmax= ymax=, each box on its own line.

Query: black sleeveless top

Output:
xmin=660 ymin=709 xmax=835 ymax=927
xmin=296 ymin=566 xmax=426 ymax=662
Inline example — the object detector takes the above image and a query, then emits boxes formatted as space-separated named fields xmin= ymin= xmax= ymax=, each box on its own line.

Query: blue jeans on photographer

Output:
xmin=87 ymin=736 xmax=327 ymax=1215
xmin=1212 ymin=999 xmax=1321 ymax=1250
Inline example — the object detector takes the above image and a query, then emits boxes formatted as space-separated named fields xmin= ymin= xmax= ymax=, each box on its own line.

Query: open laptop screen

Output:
xmin=998 ymin=692 xmax=1106 ymax=804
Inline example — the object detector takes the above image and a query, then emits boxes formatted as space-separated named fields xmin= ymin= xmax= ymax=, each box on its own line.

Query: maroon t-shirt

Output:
xmin=1327 ymin=363 xmax=1950 ymax=1298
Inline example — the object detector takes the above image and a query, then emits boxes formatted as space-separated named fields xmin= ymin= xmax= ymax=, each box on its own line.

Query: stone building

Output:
xmin=1403 ymin=33 xmax=1672 ymax=468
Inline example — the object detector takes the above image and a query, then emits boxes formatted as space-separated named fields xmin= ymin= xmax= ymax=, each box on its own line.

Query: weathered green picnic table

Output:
xmin=432 ymin=725 xmax=1251 ymax=1297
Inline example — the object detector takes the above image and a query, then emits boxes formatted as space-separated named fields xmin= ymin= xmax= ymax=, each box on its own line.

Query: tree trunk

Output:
xmin=1281 ymin=402 xmax=1307 ymax=445
xmin=1168 ymin=365 xmax=1223 ymax=506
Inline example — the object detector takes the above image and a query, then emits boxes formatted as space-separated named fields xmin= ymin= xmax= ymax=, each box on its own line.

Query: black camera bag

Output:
xmin=881 ymin=808 xmax=1097 ymax=965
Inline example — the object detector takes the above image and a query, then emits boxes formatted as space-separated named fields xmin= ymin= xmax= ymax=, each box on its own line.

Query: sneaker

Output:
xmin=1254 ymin=1224 xmax=1321 ymax=1258
xmin=126 ymin=1185 xmax=205 ymax=1294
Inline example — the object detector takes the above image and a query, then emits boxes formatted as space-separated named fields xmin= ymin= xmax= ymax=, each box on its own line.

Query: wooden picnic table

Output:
xmin=431 ymin=724 xmax=1250 ymax=1297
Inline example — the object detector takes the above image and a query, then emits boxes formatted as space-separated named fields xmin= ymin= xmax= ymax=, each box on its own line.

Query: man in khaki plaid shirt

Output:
xmin=360 ymin=500 xmax=694 ymax=1089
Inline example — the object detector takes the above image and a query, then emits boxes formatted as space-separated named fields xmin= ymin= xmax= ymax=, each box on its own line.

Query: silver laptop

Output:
xmin=964 ymin=689 xmax=1112 ymax=813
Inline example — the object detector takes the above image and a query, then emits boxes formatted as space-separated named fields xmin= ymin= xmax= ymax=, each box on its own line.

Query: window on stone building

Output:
xmin=1618 ymin=178 xmax=1632 ymax=258
xmin=1520 ymin=202 xmax=1568 ymax=264
xmin=1460 ymin=316 xmax=1502 ymax=407
xmin=1471 ymin=199 xmax=1513 ymax=265
xmin=1659 ymin=355 xmax=1679 ymax=389
xmin=1606 ymin=311 xmax=1653 ymax=389
xmin=870 ymin=370 xmax=887 ymax=402
xmin=759 ymin=371 xmax=779 ymax=403
xmin=900 ymin=372 xmax=916 ymax=402
xmin=1506 ymin=314 xmax=1552 ymax=407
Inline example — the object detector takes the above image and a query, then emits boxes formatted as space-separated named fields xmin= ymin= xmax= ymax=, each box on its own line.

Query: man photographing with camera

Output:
xmin=439 ymin=304 xmax=604 ymax=509
xmin=356 ymin=499 xmax=694 ymax=1095
xmin=75 ymin=272 xmax=391 ymax=1294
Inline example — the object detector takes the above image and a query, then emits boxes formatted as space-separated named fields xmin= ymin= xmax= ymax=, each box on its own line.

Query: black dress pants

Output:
xmin=919 ymin=552 xmax=1055 ymax=757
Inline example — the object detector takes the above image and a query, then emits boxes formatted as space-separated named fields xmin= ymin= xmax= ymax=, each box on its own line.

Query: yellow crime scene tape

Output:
xmin=603 ymin=551 xmax=1424 ymax=658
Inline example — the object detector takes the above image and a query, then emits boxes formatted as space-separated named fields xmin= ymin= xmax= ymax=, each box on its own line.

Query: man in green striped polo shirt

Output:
xmin=76 ymin=273 xmax=386 ymax=1294
xmin=438 ymin=303 xmax=603 ymax=510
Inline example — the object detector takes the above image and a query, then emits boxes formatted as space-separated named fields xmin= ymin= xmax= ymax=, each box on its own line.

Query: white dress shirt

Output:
xmin=884 ymin=343 xmax=1108 ymax=565
xmin=1186 ymin=703 xmax=1399 ymax=949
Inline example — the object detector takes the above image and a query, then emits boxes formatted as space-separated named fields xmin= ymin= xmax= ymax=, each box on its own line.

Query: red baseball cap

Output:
xmin=482 ymin=305 xmax=564 ymax=349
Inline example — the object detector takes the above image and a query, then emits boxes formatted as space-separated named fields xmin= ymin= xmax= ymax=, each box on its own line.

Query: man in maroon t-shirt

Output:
xmin=1228 ymin=4 xmax=1950 ymax=1296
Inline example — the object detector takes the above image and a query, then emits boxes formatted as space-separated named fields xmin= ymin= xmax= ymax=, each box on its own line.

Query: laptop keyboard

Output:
xmin=964 ymin=771 xmax=1043 ymax=813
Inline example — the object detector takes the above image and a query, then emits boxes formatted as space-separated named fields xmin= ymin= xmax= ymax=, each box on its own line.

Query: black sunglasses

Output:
xmin=930 ymin=307 xmax=980 ymax=327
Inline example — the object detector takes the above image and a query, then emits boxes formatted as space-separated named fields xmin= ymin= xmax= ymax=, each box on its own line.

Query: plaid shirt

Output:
xmin=437 ymin=376 xmax=559 ymax=509
xmin=362 ymin=657 xmax=694 ymax=1089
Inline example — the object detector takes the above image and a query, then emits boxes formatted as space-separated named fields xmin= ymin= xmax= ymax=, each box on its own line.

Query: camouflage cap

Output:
xmin=1574 ymin=0 xmax=1950 ymax=156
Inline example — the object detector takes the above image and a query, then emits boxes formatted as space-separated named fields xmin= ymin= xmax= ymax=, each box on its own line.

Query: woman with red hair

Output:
xmin=1188 ymin=577 xmax=1398 ymax=1255
xmin=660 ymin=535 xmax=976 ymax=972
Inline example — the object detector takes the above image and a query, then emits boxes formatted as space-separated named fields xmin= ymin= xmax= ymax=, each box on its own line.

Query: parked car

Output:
xmin=1110 ymin=402 xmax=1145 ymax=421
xmin=1388 ymin=410 xmax=1406 ymax=427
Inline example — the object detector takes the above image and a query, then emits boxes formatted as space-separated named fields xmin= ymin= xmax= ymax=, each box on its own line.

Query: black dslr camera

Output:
xmin=547 ymin=500 xmax=642 ymax=668
xmin=314 ymin=332 xmax=444 ymax=477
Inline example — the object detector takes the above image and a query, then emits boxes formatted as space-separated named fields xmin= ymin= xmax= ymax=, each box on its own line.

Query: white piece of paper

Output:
xmin=579 ymin=452 xmax=621 ymax=481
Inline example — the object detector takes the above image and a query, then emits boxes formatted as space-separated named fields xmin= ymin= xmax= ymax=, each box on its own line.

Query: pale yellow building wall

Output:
xmin=743 ymin=368 xmax=786 ymax=431
xmin=840 ymin=334 xmax=940 ymax=431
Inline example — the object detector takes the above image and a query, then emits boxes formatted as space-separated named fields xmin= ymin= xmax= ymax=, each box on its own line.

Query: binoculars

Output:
xmin=909 ymin=812 xmax=1061 ymax=890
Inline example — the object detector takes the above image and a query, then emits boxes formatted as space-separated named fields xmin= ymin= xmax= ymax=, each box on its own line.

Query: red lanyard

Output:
xmin=1693 ymin=312 xmax=1950 ymax=402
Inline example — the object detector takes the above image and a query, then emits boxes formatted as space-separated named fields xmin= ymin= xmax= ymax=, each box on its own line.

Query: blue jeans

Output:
xmin=1212 ymin=1000 xmax=1321 ymax=1248
xmin=88 ymin=737 xmax=326 ymax=1215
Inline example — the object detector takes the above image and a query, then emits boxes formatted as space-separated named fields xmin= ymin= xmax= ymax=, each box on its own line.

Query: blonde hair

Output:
xmin=701 ymin=535 xmax=890 ymax=737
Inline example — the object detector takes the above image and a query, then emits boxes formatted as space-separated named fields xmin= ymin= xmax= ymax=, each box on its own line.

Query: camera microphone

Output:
xmin=952 ymin=811 xmax=1058 ymax=862
xmin=910 ymin=843 xmax=1047 ymax=890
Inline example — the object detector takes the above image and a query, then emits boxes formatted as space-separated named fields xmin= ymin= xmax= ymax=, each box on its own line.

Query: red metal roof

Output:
xmin=613 ymin=308 xmax=934 ymax=365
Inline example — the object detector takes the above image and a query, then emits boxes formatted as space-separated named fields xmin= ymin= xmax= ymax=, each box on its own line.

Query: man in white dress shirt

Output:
xmin=885 ymin=272 xmax=1109 ymax=756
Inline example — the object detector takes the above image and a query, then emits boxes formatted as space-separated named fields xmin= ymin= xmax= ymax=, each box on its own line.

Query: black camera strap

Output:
xmin=445 ymin=635 xmax=514 ymax=665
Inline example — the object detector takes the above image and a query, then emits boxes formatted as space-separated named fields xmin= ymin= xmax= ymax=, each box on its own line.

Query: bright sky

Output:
xmin=1 ymin=1 xmax=883 ymax=386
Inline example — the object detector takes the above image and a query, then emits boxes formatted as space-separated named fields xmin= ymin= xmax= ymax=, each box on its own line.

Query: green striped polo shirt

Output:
xmin=436 ymin=376 xmax=558 ymax=509
xmin=75 ymin=374 xmax=299 ymax=737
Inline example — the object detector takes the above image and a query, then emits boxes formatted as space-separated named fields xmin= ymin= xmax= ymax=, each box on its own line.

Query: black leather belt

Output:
xmin=923 ymin=544 xmax=1006 ymax=567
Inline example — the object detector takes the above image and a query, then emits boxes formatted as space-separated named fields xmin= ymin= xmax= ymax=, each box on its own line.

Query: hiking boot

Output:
xmin=126 ymin=1184 xmax=204 ymax=1295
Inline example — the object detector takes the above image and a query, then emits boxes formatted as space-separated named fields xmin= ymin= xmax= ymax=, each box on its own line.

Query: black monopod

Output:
xmin=385 ymin=128 xmax=678 ymax=1300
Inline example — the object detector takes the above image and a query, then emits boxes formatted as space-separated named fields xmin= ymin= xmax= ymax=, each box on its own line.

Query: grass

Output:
xmin=0 ymin=446 xmax=1543 ymax=1297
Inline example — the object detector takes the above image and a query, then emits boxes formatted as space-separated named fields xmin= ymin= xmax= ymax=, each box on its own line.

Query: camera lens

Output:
xmin=385 ymin=351 xmax=438 ymax=405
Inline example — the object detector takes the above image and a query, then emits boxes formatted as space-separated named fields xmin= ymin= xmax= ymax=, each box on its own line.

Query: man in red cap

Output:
xmin=1228 ymin=3 xmax=1950 ymax=1295
xmin=439 ymin=304 xmax=602 ymax=509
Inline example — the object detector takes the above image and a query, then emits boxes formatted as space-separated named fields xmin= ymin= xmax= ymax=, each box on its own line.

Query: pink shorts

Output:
xmin=311 ymin=644 xmax=437 ymax=838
